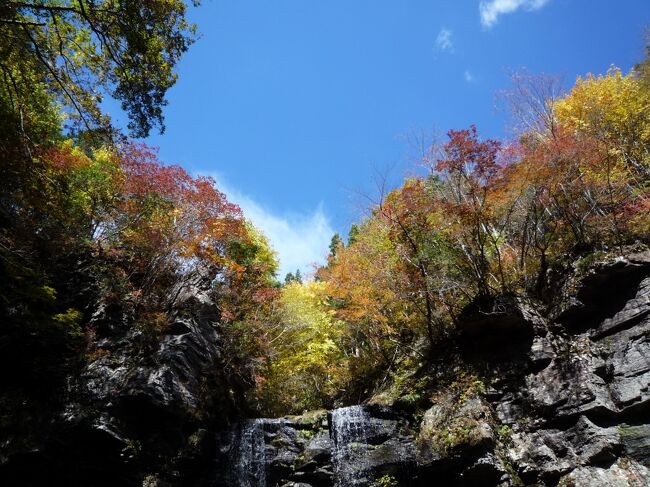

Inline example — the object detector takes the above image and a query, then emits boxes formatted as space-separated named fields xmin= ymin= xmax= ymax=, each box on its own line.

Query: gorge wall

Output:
xmin=217 ymin=250 xmax=650 ymax=486
xmin=1 ymin=252 xmax=650 ymax=486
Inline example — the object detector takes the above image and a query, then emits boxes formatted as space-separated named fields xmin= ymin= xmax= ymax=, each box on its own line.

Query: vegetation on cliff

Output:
xmin=253 ymin=57 xmax=650 ymax=414
xmin=0 ymin=0 xmax=278 ymax=438
xmin=1 ymin=1 xmax=649 ymax=424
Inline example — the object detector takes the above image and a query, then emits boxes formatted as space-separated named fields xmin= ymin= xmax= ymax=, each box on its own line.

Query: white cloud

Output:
xmin=479 ymin=0 xmax=551 ymax=28
xmin=435 ymin=28 xmax=454 ymax=52
xmin=464 ymin=70 xmax=474 ymax=83
xmin=206 ymin=174 xmax=334 ymax=280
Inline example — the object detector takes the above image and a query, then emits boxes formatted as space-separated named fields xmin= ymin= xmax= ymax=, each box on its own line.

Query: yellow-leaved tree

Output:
xmin=554 ymin=67 xmax=650 ymax=236
xmin=257 ymin=280 xmax=348 ymax=415
xmin=554 ymin=68 xmax=650 ymax=180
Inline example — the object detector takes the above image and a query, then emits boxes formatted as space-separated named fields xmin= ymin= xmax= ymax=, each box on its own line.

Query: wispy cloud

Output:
xmin=435 ymin=28 xmax=454 ymax=52
xmin=479 ymin=0 xmax=551 ymax=28
xmin=464 ymin=70 xmax=474 ymax=83
xmin=206 ymin=174 xmax=334 ymax=279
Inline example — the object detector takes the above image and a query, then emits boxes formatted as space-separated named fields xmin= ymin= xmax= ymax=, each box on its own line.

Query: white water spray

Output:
xmin=330 ymin=405 xmax=370 ymax=486
xmin=233 ymin=419 xmax=267 ymax=487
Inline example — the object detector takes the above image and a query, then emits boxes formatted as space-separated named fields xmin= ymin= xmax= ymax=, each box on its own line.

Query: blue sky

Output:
xmin=108 ymin=0 xmax=649 ymax=278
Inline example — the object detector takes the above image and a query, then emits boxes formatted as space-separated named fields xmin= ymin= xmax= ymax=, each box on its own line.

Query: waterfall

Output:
xmin=223 ymin=409 xmax=410 ymax=486
xmin=330 ymin=405 xmax=370 ymax=486
xmin=232 ymin=419 xmax=267 ymax=487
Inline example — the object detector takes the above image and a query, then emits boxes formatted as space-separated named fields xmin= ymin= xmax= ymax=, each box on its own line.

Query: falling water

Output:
xmin=330 ymin=405 xmax=370 ymax=486
xmin=232 ymin=419 xmax=267 ymax=487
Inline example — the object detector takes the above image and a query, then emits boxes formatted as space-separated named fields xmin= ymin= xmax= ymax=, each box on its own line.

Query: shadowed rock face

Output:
xmin=0 ymin=268 xmax=243 ymax=487
xmin=2 ymin=252 xmax=649 ymax=486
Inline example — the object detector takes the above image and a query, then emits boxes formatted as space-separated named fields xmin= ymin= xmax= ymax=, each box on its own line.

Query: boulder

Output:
xmin=458 ymin=295 xmax=544 ymax=349
xmin=417 ymin=393 xmax=495 ymax=468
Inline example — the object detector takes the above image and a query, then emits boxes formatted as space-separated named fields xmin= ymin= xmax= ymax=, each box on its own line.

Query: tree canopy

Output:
xmin=260 ymin=58 xmax=650 ymax=412
xmin=1 ymin=0 xmax=198 ymax=137
xmin=1 ymin=3 xmax=648 ymax=418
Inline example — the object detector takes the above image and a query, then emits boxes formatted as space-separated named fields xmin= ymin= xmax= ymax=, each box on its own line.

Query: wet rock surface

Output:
xmin=218 ymin=406 xmax=417 ymax=487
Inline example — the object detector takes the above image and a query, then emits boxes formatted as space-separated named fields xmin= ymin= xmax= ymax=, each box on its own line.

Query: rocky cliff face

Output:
xmin=216 ymin=406 xmax=417 ymax=486
xmin=1 ymin=253 xmax=649 ymax=486
xmin=219 ymin=251 xmax=650 ymax=486
xmin=0 ymin=268 xmax=243 ymax=486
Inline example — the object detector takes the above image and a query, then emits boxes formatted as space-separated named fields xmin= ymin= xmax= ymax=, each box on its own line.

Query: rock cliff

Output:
xmin=0 ymin=268 xmax=243 ymax=486
xmin=1 ymin=252 xmax=649 ymax=486
xmin=218 ymin=251 xmax=650 ymax=486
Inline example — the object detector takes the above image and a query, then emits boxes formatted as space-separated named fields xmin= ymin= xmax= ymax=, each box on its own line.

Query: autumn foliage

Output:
xmin=293 ymin=65 xmax=650 ymax=407
xmin=1 ymin=11 xmax=649 ymax=418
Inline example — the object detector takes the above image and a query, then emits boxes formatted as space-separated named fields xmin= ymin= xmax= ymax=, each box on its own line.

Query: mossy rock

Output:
xmin=285 ymin=409 xmax=327 ymax=429
xmin=416 ymin=392 xmax=495 ymax=464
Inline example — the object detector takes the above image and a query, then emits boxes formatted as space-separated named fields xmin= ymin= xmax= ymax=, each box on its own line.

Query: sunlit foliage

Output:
xmin=0 ymin=0 xmax=281 ymax=419
xmin=1 ymin=4 xmax=649 ymax=418
xmin=301 ymin=62 xmax=650 ymax=404
xmin=1 ymin=0 xmax=198 ymax=137
xmin=255 ymin=281 xmax=347 ymax=415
